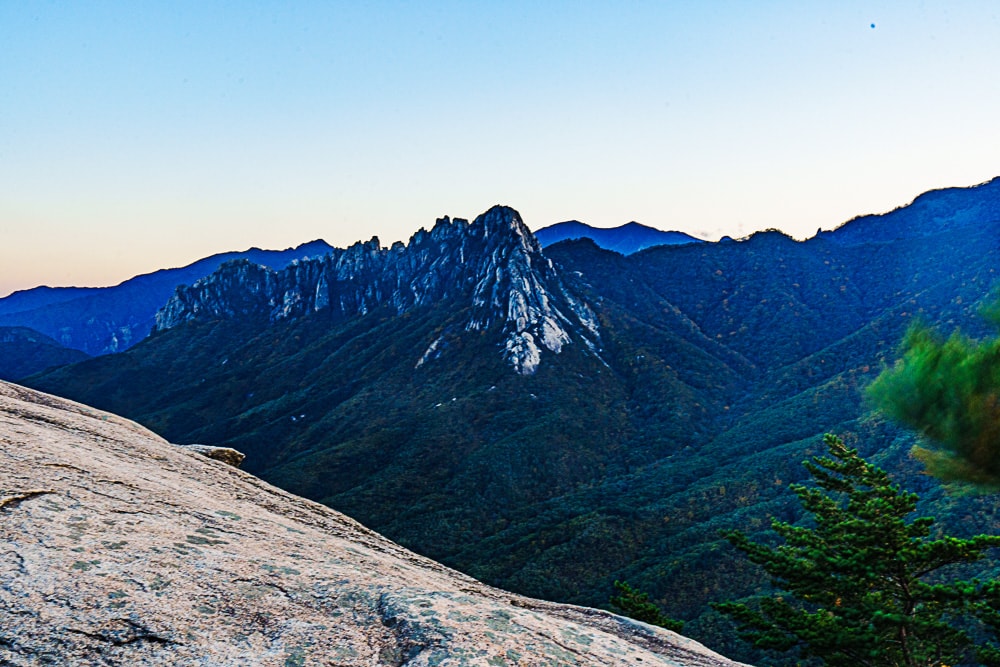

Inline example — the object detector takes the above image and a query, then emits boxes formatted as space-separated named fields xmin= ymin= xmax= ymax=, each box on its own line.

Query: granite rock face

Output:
xmin=154 ymin=206 xmax=601 ymax=375
xmin=0 ymin=241 xmax=335 ymax=356
xmin=179 ymin=443 xmax=247 ymax=468
xmin=0 ymin=380 xmax=750 ymax=666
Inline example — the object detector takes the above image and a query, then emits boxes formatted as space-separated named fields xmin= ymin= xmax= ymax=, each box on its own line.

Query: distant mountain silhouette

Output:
xmin=0 ymin=240 xmax=334 ymax=354
xmin=0 ymin=286 xmax=102 ymax=316
xmin=533 ymin=220 xmax=702 ymax=254
xmin=818 ymin=177 xmax=1000 ymax=245
xmin=0 ymin=326 xmax=89 ymax=381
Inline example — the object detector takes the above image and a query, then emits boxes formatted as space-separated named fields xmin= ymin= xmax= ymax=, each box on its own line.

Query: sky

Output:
xmin=2 ymin=1 xmax=999 ymax=298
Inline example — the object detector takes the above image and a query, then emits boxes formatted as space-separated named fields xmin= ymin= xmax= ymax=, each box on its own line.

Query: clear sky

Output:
xmin=2 ymin=1 xmax=998 ymax=297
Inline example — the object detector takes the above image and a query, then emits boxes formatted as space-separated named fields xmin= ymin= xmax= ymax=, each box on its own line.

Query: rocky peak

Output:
xmin=154 ymin=260 xmax=277 ymax=326
xmin=154 ymin=206 xmax=601 ymax=375
xmin=462 ymin=207 xmax=585 ymax=373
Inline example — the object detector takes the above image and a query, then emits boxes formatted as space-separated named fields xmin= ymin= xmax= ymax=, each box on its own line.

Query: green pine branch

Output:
xmin=714 ymin=433 xmax=1000 ymax=667
xmin=610 ymin=580 xmax=684 ymax=633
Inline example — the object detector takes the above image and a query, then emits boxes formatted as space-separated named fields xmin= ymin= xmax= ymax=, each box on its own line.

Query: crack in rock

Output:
xmin=0 ymin=489 xmax=53 ymax=511
xmin=376 ymin=593 xmax=447 ymax=666
xmin=66 ymin=619 xmax=177 ymax=647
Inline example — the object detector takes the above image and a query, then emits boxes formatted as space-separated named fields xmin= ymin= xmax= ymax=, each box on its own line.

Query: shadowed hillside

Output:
xmin=27 ymin=180 xmax=1000 ymax=662
xmin=0 ymin=380 xmax=750 ymax=666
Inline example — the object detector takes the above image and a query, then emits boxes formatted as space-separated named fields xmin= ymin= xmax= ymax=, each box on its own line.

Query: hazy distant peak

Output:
xmin=533 ymin=220 xmax=703 ymax=255
xmin=0 ymin=240 xmax=340 ymax=356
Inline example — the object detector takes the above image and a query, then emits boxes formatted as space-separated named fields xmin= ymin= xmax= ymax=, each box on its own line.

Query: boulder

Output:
xmin=179 ymin=443 xmax=246 ymax=468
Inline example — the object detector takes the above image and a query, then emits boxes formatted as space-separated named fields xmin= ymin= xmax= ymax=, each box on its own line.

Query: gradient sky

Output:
xmin=2 ymin=1 xmax=999 ymax=297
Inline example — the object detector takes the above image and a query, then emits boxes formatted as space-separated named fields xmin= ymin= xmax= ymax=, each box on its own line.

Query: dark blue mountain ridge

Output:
xmin=0 ymin=286 xmax=103 ymax=316
xmin=533 ymin=220 xmax=703 ymax=254
xmin=24 ymin=179 xmax=1000 ymax=664
xmin=535 ymin=177 xmax=1000 ymax=255
xmin=0 ymin=326 xmax=90 ymax=381
xmin=819 ymin=176 xmax=1000 ymax=245
xmin=0 ymin=239 xmax=334 ymax=355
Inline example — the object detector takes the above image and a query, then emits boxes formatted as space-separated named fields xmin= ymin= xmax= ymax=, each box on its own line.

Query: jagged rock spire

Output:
xmin=154 ymin=206 xmax=600 ymax=375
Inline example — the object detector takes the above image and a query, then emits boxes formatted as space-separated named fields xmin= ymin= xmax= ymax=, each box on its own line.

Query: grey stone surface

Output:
xmin=0 ymin=380 xmax=751 ymax=666
xmin=179 ymin=443 xmax=246 ymax=468
xmin=154 ymin=206 xmax=603 ymax=376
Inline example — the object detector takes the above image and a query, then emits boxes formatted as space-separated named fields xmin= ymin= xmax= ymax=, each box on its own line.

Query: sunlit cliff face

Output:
xmin=156 ymin=206 xmax=602 ymax=375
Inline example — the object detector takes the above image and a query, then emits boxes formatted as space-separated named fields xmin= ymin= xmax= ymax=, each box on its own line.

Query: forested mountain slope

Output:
xmin=1 ymin=380 xmax=750 ymax=666
xmin=0 ymin=327 xmax=90 ymax=381
xmin=27 ymin=179 xmax=1000 ymax=662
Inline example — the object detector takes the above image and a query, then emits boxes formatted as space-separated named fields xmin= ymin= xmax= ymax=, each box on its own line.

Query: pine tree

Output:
xmin=609 ymin=580 xmax=684 ymax=633
xmin=867 ymin=294 xmax=1000 ymax=485
xmin=714 ymin=433 xmax=1000 ymax=667
xmin=975 ymin=581 xmax=1000 ymax=666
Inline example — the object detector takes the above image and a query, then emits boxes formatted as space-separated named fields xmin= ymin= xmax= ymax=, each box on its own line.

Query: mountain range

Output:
xmin=0 ymin=217 xmax=695 ymax=362
xmin=533 ymin=220 xmax=703 ymax=254
xmin=0 ymin=240 xmax=334 ymax=356
xmin=21 ymin=177 xmax=1000 ymax=663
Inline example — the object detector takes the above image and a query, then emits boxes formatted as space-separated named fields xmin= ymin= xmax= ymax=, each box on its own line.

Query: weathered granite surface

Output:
xmin=0 ymin=380 xmax=751 ymax=666
xmin=179 ymin=444 xmax=246 ymax=468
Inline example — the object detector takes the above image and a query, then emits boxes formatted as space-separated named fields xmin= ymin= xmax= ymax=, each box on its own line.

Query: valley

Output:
xmin=14 ymin=178 xmax=1000 ymax=663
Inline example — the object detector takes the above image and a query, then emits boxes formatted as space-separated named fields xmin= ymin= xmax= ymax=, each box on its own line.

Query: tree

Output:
xmin=867 ymin=294 xmax=1000 ymax=485
xmin=609 ymin=580 xmax=684 ymax=633
xmin=714 ymin=433 xmax=1000 ymax=667
xmin=974 ymin=580 xmax=1000 ymax=667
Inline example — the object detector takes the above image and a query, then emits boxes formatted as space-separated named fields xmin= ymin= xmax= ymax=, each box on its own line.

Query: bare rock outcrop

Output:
xmin=179 ymin=443 xmax=246 ymax=468
xmin=154 ymin=206 xmax=603 ymax=376
xmin=0 ymin=380 xmax=751 ymax=666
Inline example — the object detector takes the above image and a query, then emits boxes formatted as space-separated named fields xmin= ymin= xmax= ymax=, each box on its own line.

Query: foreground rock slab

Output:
xmin=0 ymin=381 xmax=751 ymax=666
